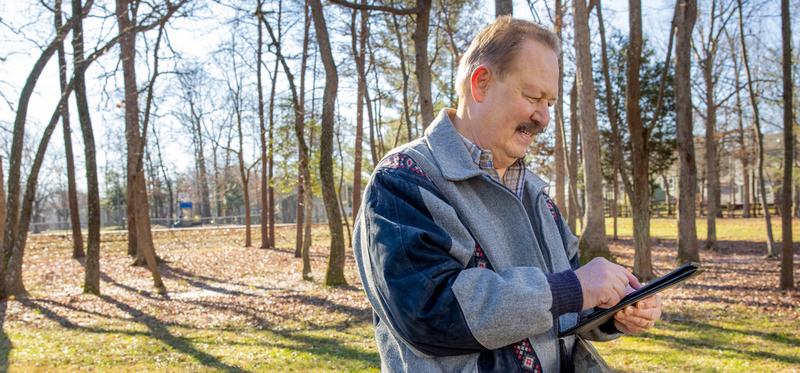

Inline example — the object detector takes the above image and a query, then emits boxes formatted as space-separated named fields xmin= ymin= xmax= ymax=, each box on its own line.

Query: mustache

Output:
xmin=516 ymin=120 xmax=545 ymax=134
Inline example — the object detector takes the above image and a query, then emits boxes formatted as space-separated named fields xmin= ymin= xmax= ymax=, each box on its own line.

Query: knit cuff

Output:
xmin=546 ymin=269 xmax=583 ymax=317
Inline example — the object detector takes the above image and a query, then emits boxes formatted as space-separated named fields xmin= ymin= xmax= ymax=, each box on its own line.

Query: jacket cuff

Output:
xmin=545 ymin=269 xmax=583 ymax=317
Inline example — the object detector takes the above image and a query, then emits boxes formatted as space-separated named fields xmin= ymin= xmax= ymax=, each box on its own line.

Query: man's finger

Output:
xmin=625 ymin=270 xmax=642 ymax=290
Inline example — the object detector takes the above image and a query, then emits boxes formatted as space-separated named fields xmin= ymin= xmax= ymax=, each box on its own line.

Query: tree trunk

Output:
xmin=351 ymin=7 xmax=367 ymax=224
xmin=2 ymin=1 xmax=95 ymax=290
xmin=731 ymin=37 xmax=751 ymax=218
xmin=70 ymin=0 xmax=101 ymax=295
xmin=780 ymin=0 xmax=793 ymax=289
xmin=495 ymin=0 xmax=512 ymax=17
xmin=663 ymin=174 xmax=672 ymax=216
xmin=554 ymin=0 xmax=566 ymax=211
xmin=310 ymin=0 xmax=347 ymax=286
xmin=0 ymin=158 xmax=4 ymax=251
xmin=413 ymin=0 xmax=434 ymax=130
xmin=568 ymin=82 xmax=579 ymax=232
xmin=256 ymin=2 xmax=270 ymax=250
xmin=737 ymin=0 xmax=776 ymax=257
xmin=389 ymin=13 xmax=413 ymax=142
xmin=117 ymin=0 xmax=165 ymax=293
xmin=267 ymin=49 xmax=279 ymax=250
xmin=676 ymin=0 xmax=699 ymax=264
xmin=573 ymin=0 xmax=610 ymax=262
xmin=702 ymin=0 xmax=720 ymax=249
xmin=55 ymin=0 xmax=85 ymax=259
xmin=624 ymin=0 xmax=653 ymax=279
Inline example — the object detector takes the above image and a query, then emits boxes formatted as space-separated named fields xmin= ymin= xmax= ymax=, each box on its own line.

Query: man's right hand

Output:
xmin=574 ymin=257 xmax=640 ymax=310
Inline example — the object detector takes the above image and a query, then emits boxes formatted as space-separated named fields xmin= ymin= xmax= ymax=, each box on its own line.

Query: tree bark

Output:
xmin=676 ymin=0 xmax=699 ymax=264
xmin=573 ymin=0 xmax=610 ymax=261
xmin=728 ymin=29 xmax=751 ymax=218
xmin=625 ymin=0 xmax=653 ymax=279
xmin=256 ymin=1 xmax=270 ymax=250
xmin=351 ymin=6 xmax=367 ymax=224
xmin=55 ymin=0 xmax=85 ymax=259
xmin=554 ymin=0 xmax=566 ymax=211
xmin=2 ymin=0 xmax=95 ymax=288
xmin=70 ymin=0 xmax=102 ymax=295
xmin=701 ymin=0 xmax=721 ymax=250
xmin=310 ymin=0 xmax=347 ymax=286
xmin=780 ymin=0 xmax=793 ymax=289
xmin=495 ymin=0 xmax=512 ymax=17
xmin=413 ymin=0 xmax=434 ymax=130
xmin=737 ymin=0 xmax=776 ymax=257
xmin=568 ymin=82 xmax=579 ymax=232
xmin=117 ymin=0 xmax=165 ymax=293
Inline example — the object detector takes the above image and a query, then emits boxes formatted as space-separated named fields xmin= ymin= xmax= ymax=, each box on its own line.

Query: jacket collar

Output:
xmin=423 ymin=109 xmax=549 ymax=192
xmin=424 ymin=109 xmax=484 ymax=181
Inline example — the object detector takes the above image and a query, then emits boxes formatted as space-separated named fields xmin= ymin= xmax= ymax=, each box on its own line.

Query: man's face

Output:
xmin=475 ymin=39 xmax=559 ymax=169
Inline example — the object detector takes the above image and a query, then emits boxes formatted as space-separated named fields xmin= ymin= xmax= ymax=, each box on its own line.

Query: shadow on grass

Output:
xmin=160 ymin=264 xmax=279 ymax=296
xmin=98 ymin=294 xmax=248 ymax=373
xmin=176 ymin=297 xmax=379 ymax=367
xmin=0 ymin=301 xmax=9 ymax=372
xmin=640 ymin=319 xmax=800 ymax=365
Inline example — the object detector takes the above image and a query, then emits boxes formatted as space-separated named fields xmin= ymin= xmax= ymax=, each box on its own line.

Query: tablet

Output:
xmin=558 ymin=262 xmax=702 ymax=337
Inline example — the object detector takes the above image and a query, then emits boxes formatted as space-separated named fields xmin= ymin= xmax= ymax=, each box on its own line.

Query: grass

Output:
xmin=601 ymin=217 xmax=799 ymax=242
xmin=1 ymin=219 xmax=797 ymax=372
xmin=595 ymin=304 xmax=800 ymax=373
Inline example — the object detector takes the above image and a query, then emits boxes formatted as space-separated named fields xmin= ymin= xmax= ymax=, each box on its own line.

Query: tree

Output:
xmin=779 ymin=0 xmax=793 ymax=289
xmin=116 ymin=0 xmax=166 ymax=293
xmin=54 ymin=0 xmax=85 ymax=259
xmin=573 ymin=0 xmax=610 ymax=261
xmin=310 ymin=0 xmax=347 ymax=286
xmin=623 ymin=0 xmax=654 ymax=279
xmin=351 ymin=2 xmax=369 ymax=230
xmin=676 ymin=0 xmax=699 ymax=264
xmin=256 ymin=1 xmax=270 ymax=250
xmin=495 ymin=0 xmax=512 ymax=17
xmin=694 ymin=0 xmax=736 ymax=250
xmin=737 ymin=0 xmax=776 ymax=257
xmin=553 ymin=0 xmax=566 ymax=214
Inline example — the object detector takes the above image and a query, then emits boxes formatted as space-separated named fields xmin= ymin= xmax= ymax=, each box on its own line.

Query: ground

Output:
xmin=0 ymin=218 xmax=798 ymax=372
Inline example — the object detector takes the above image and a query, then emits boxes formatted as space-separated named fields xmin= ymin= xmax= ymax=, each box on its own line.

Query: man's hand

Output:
xmin=574 ymin=257 xmax=640 ymax=310
xmin=613 ymin=285 xmax=663 ymax=334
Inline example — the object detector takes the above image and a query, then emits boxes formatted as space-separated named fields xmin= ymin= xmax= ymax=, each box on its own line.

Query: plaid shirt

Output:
xmin=459 ymin=133 xmax=527 ymax=198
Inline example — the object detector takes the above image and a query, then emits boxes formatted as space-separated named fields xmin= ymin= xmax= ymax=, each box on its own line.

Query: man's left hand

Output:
xmin=612 ymin=284 xmax=663 ymax=334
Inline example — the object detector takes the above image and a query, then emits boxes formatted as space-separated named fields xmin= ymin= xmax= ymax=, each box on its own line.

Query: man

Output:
xmin=353 ymin=16 xmax=662 ymax=372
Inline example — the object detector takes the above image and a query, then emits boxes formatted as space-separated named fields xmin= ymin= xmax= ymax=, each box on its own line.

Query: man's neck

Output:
xmin=452 ymin=106 xmax=512 ymax=177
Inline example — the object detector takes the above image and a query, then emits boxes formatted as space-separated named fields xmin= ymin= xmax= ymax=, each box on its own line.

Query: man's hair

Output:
xmin=456 ymin=16 xmax=561 ymax=98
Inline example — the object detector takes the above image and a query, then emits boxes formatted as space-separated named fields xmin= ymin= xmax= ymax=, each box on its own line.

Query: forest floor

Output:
xmin=0 ymin=218 xmax=797 ymax=372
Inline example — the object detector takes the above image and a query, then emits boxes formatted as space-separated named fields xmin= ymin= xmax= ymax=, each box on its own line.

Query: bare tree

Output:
xmin=694 ymin=0 xmax=736 ymax=250
xmin=310 ymin=0 xmax=347 ymax=286
xmin=676 ymin=0 xmax=699 ymax=264
xmin=256 ymin=1 xmax=270 ymax=250
xmin=351 ymin=2 xmax=369 ymax=228
xmin=72 ymin=0 xmax=101 ymax=295
xmin=2 ymin=0 xmax=96 ymax=296
xmin=567 ymin=82 xmax=579 ymax=232
xmin=624 ymin=0 xmax=654 ymax=279
xmin=54 ymin=0 xmax=85 ymax=259
xmin=736 ymin=0 xmax=776 ymax=257
xmin=116 ymin=0 xmax=166 ymax=293
xmin=573 ymin=0 xmax=610 ymax=261
xmin=553 ymin=0 xmax=566 ymax=213
xmin=779 ymin=0 xmax=793 ymax=289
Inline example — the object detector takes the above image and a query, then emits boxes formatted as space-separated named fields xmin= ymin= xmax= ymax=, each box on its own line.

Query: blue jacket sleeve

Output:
xmin=356 ymin=166 xmax=487 ymax=356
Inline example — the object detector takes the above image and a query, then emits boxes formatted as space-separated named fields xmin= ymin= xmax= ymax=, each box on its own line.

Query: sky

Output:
xmin=0 ymin=0 xmax=792 ymax=200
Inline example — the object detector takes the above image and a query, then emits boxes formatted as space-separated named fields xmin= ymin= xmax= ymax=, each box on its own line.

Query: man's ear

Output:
xmin=470 ymin=65 xmax=492 ymax=103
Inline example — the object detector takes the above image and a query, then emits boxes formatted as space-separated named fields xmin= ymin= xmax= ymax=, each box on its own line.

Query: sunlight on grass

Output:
xmin=594 ymin=304 xmax=800 ymax=372
xmin=3 ymin=321 xmax=379 ymax=372
xmin=601 ymin=217 xmax=799 ymax=242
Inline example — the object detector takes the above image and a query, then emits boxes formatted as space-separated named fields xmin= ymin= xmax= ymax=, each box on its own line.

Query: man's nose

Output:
xmin=531 ymin=106 xmax=550 ymax=127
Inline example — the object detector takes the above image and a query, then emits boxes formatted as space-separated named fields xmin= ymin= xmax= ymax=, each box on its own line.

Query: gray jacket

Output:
xmin=354 ymin=109 xmax=620 ymax=372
